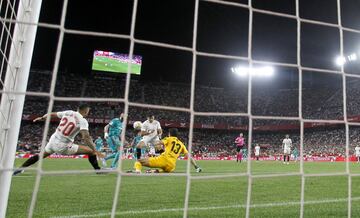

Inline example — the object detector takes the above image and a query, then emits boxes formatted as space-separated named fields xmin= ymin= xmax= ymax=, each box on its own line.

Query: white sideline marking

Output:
xmin=51 ymin=196 xmax=360 ymax=218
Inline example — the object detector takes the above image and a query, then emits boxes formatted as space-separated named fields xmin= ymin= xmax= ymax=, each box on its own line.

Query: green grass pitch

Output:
xmin=7 ymin=159 xmax=360 ymax=217
xmin=92 ymin=56 xmax=141 ymax=74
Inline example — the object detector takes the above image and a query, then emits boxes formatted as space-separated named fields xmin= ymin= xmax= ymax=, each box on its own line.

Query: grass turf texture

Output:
xmin=7 ymin=159 xmax=360 ymax=217
xmin=92 ymin=56 xmax=141 ymax=75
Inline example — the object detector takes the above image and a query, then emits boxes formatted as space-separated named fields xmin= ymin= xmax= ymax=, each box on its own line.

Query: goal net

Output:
xmin=1 ymin=0 xmax=360 ymax=217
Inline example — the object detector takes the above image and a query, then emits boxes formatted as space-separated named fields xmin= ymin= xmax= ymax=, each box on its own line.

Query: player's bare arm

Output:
xmin=141 ymin=129 xmax=154 ymax=136
xmin=130 ymin=138 xmax=136 ymax=147
xmin=104 ymin=124 xmax=109 ymax=139
xmin=158 ymin=128 xmax=163 ymax=136
xmin=33 ymin=112 xmax=59 ymax=122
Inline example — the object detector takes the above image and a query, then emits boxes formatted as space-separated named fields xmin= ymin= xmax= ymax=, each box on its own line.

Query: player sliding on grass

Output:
xmin=13 ymin=104 xmax=104 ymax=175
xmin=133 ymin=128 xmax=202 ymax=173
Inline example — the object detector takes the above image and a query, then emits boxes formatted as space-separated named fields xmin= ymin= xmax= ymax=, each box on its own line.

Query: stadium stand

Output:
xmin=17 ymin=70 xmax=360 ymax=158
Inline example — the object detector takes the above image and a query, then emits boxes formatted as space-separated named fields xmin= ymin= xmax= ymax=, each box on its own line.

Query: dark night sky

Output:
xmin=30 ymin=0 xmax=360 ymax=87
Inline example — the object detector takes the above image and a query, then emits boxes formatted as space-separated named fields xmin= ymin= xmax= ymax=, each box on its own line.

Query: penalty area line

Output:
xmin=51 ymin=196 xmax=360 ymax=218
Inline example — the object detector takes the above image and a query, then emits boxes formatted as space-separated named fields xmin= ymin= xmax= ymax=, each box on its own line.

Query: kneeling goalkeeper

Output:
xmin=134 ymin=128 xmax=201 ymax=173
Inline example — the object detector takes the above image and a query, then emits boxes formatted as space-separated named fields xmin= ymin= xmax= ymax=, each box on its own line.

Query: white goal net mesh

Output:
xmin=1 ymin=0 xmax=360 ymax=217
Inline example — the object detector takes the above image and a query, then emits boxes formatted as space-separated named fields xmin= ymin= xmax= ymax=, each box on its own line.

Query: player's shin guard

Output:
xmin=134 ymin=161 xmax=142 ymax=172
xmin=111 ymin=151 xmax=120 ymax=168
xmin=136 ymin=148 xmax=142 ymax=160
xmin=22 ymin=154 xmax=39 ymax=167
xmin=88 ymin=155 xmax=101 ymax=170
xmin=283 ymin=155 xmax=286 ymax=162
xmin=287 ymin=156 xmax=290 ymax=162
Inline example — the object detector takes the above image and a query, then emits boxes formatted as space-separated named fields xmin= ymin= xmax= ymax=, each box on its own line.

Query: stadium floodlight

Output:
xmin=348 ymin=53 xmax=357 ymax=61
xmin=231 ymin=66 xmax=274 ymax=77
xmin=335 ymin=56 xmax=346 ymax=66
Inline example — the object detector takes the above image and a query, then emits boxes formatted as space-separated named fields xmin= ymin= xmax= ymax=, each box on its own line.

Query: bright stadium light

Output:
xmin=231 ymin=66 xmax=274 ymax=77
xmin=231 ymin=66 xmax=248 ymax=77
xmin=335 ymin=56 xmax=346 ymax=66
xmin=348 ymin=53 xmax=357 ymax=61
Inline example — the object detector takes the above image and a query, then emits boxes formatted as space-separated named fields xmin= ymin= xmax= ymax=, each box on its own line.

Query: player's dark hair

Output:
xmin=78 ymin=103 xmax=90 ymax=111
xmin=169 ymin=128 xmax=178 ymax=137
xmin=147 ymin=115 xmax=155 ymax=118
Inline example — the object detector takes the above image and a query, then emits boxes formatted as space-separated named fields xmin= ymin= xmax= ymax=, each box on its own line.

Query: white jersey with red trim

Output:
xmin=53 ymin=110 xmax=89 ymax=143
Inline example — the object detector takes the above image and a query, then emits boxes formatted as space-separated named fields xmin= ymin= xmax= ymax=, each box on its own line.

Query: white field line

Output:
xmin=51 ymin=196 xmax=360 ymax=218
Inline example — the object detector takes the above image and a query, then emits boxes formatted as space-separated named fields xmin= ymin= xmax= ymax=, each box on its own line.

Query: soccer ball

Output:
xmin=133 ymin=121 xmax=142 ymax=130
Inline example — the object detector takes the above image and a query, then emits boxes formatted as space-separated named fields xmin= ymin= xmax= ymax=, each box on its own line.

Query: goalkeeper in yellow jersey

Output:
xmin=134 ymin=128 xmax=202 ymax=173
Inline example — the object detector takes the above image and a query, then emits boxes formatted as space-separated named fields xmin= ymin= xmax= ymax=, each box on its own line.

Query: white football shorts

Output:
xmin=284 ymin=148 xmax=291 ymax=155
xmin=140 ymin=134 xmax=160 ymax=146
xmin=45 ymin=135 xmax=79 ymax=155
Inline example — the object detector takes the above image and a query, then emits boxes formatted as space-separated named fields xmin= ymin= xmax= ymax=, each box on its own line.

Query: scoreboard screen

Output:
xmin=92 ymin=50 xmax=142 ymax=75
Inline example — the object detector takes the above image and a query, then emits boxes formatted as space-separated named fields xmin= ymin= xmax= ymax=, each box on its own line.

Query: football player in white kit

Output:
xmin=282 ymin=134 xmax=292 ymax=165
xmin=355 ymin=145 xmax=360 ymax=163
xmin=254 ymin=144 xmax=260 ymax=161
xmin=13 ymin=104 xmax=104 ymax=175
xmin=135 ymin=115 xmax=162 ymax=159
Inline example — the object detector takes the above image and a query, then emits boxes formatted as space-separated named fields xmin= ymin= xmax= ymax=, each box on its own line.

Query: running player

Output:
xmin=282 ymin=134 xmax=292 ymax=165
xmin=13 ymin=104 xmax=103 ymax=175
xmin=235 ymin=133 xmax=245 ymax=163
xmin=135 ymin=115 xmax=162 ymax=160
xmin=134 ymin=128 xmax=201 ymax=173
xmin=95 ymin=136 xmax=104 ymax=152
xmin=102 ymin=113 xmax=124 ymax=169
xmin=254 ymin=144 xmax=260 ymax=161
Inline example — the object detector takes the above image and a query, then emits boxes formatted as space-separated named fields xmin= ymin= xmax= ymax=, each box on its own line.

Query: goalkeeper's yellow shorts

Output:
xmin=148 ymin=155 xmax=176 ymax=173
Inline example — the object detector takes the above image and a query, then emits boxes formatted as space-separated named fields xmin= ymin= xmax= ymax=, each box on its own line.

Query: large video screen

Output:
xmin=92 ymin=50 xmax=142 ymax=75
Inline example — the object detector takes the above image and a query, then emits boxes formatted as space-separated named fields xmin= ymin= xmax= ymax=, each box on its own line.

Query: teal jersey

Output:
xmin=133 ymin=135 xmax=142 ymax=149
xmin=95 ymin=138 xmax=103 ymax=150
xmin=293 ymin=149 xmax=299 ymax=156
xmin=242 ymin=149 xmax=248 ymax=158
xmin=109 ymin=118 xmax=122 ymax=137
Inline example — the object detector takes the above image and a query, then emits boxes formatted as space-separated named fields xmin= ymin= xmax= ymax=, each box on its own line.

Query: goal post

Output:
xmin=0 ymin=0 xmax=43 ymax=217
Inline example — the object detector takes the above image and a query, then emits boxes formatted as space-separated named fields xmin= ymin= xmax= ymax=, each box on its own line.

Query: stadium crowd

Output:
xmin=14 ymin=70 xmax=360 ymax=158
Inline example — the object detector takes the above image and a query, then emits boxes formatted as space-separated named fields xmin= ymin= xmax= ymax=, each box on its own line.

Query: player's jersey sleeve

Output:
xmin=156 ymin=121 xmax=162 ymax=130
xmin=79 ymin=118 xmax=89 ymax=131
xmin=181 ymin=142 xmax=188 ymax=155
xmin=282 ymin=139 xmax=286 ymax=144
xmin=141 ymin=121 xmax=148 ymax=132
xmin=57 ymin=110 xmax=72 ymax=118
xmin=162 ymin=137 xmax=170 ymax=148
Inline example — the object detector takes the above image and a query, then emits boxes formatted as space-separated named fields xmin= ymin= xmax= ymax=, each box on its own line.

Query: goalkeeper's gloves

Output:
xmin=104 ymin=132 xmax=109 ymax=139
